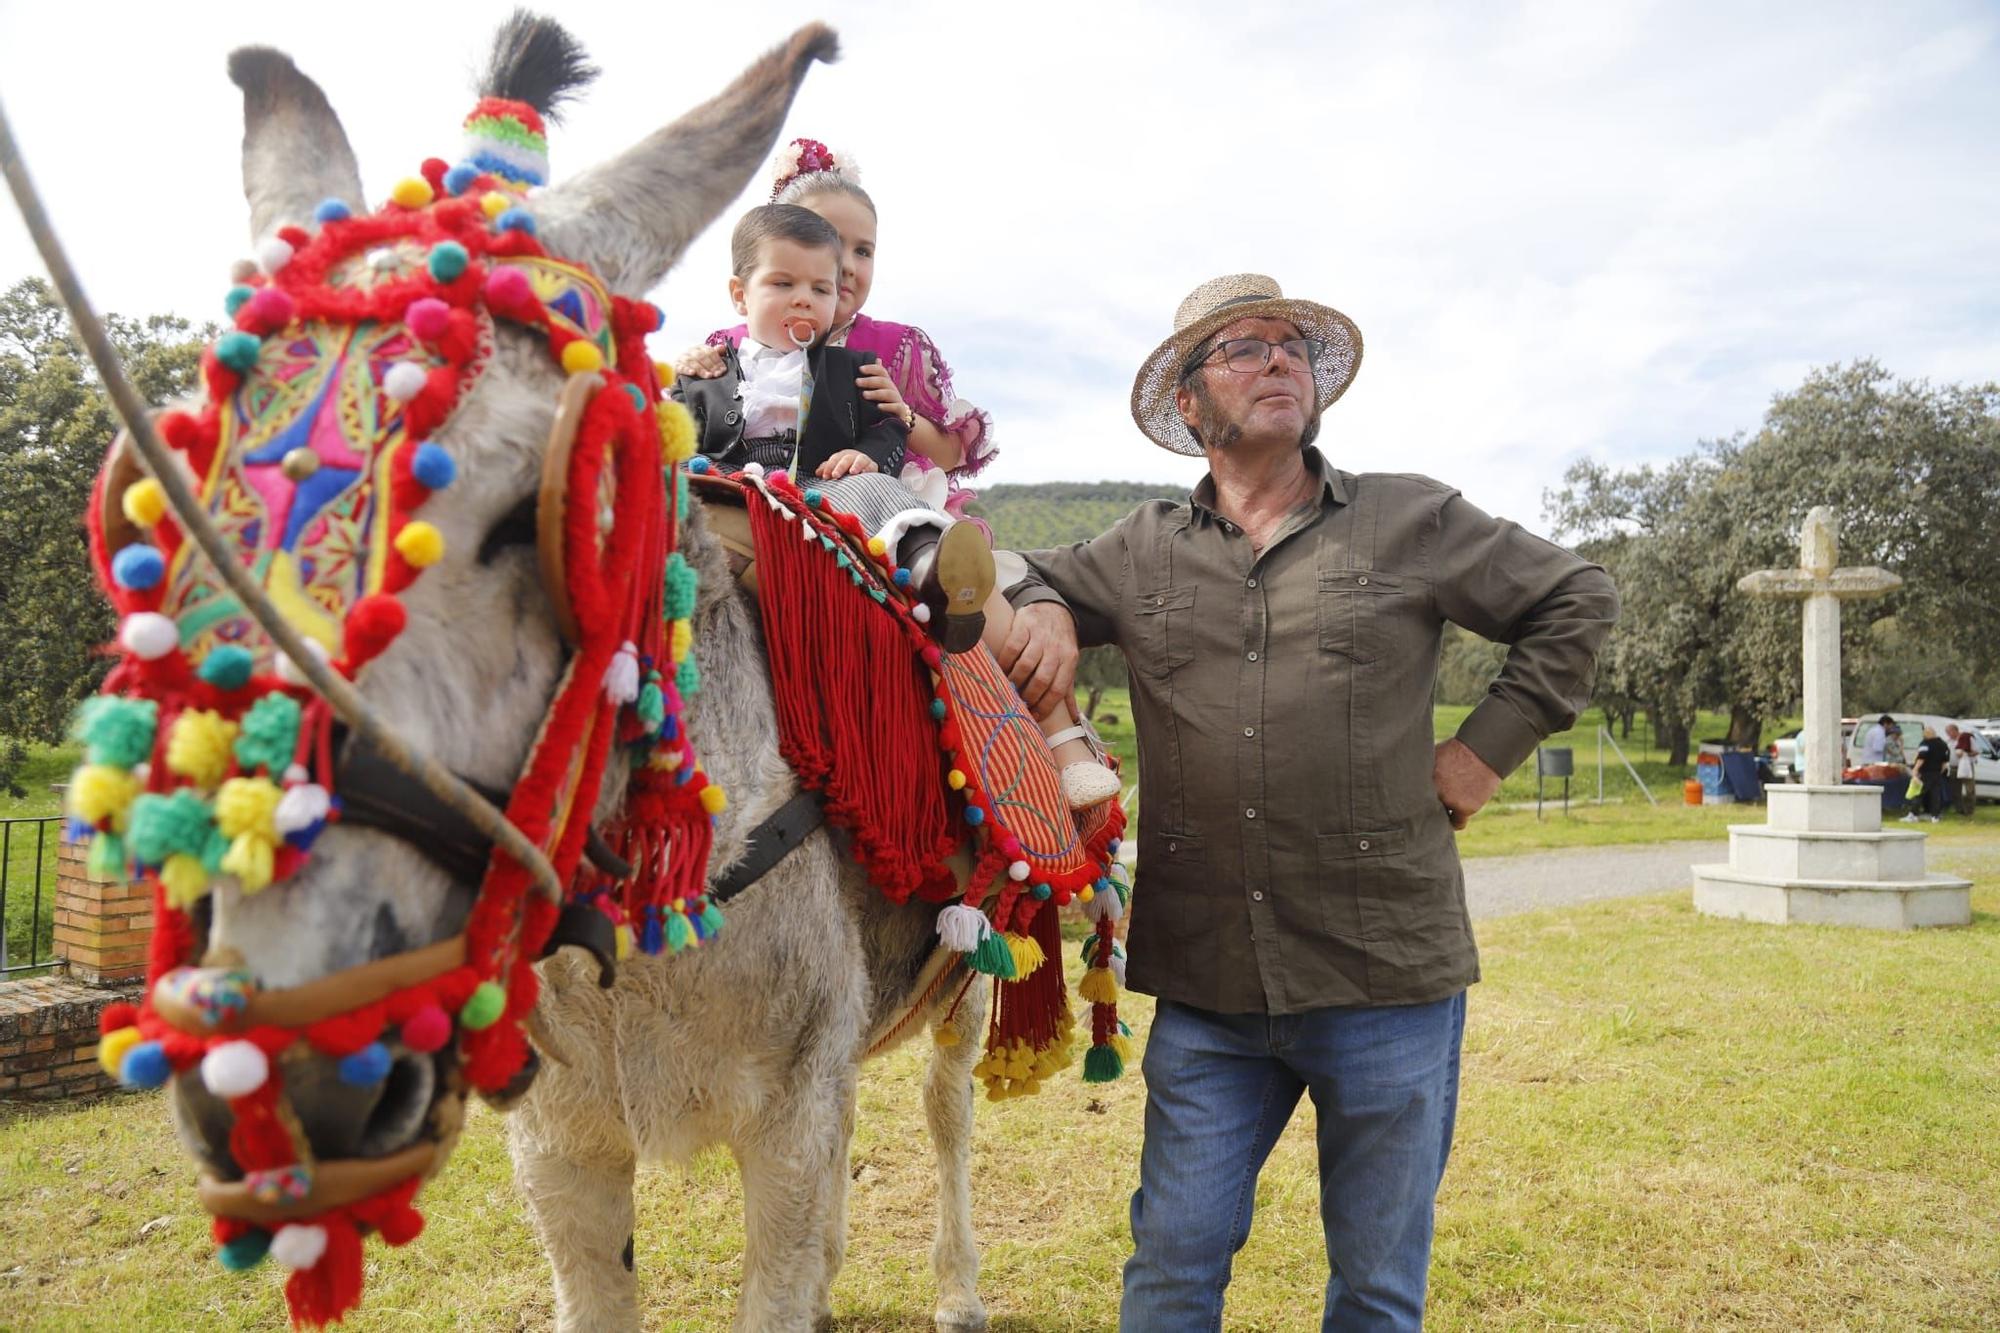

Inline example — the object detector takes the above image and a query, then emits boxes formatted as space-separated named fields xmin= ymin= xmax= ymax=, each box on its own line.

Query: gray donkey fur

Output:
xmin=199 ymin=22 xmax=990 ymax=1331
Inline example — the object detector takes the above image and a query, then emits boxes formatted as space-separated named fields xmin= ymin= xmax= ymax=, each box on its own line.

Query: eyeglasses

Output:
xmin=1184 ymin=336 xmax=1322 ymax=379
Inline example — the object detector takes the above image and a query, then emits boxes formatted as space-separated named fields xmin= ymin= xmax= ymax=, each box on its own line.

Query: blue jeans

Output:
xmin=1120 ymin=993 xmax=1468 ymax=1332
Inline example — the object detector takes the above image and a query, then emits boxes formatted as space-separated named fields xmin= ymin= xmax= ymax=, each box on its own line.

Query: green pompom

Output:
xmin=218 ymin=1230 xmax=270 ymax=1271
xmin=199 ymin=645 xmax=256 ymax=691
xmin=128 ymin=789 xmax=216 ymax=864
xmin=698 ymin=902 xmax=725 ymax=940
xmin=675 ymin=655 xmax=701 ymax=697
xmin=636 ymin=680 xmax=665 ymax=728
xmin=85 ymin=831 xmax=127 ymax=882
xmin=968 ymin=930 xmax=1017 ymax=980
xmin=1083 ymin=1043 xmax=1125 ymax=1084
xmin=664 ymin=553 xmax=699 ymax=620
xmin=665 ymin=910 xmax=694 ymax=953
xmin=233 ymin=693 xmax=301 ymax=774
xmin=74 ymin=696 xmax=157 ymax=768
xmin=460 ymin=981 xmax=506 ymax=1031
xmin=674 ymin=471 xmax=690 ymax=522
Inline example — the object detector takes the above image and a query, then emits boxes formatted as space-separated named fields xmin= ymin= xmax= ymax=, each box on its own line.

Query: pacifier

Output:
xmin=785 ymin=318 xmax=817 ymax=347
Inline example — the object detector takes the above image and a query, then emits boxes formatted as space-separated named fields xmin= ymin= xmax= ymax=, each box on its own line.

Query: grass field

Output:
xmin=4 ymin=876 xmax=1997 ymax=1330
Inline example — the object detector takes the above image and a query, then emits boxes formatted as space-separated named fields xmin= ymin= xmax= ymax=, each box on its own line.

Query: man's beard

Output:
xmin=1189 ymin=376 xmax=1320 ymax=452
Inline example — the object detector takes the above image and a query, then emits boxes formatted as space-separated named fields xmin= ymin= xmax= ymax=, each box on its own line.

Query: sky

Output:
xmin=2 ymin=0 xmax=1994 ymax=535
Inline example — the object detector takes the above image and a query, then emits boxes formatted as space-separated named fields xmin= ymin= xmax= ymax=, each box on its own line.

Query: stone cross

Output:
xmin=1738 ymin=506 xmax=1902 ymax=787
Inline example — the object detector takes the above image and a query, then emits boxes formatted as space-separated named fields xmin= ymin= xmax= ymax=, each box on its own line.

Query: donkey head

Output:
xmin=69 ymin=14 xmax=831 ymax=1320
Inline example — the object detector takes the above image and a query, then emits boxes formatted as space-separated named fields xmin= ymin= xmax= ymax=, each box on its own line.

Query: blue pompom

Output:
xmin=215 ymin=331 xmax=262 ymax=371
xmin=965 ymin=806 xmax=986 ymax=826
xmin=803 ymin=489 xmax=823 ymax=507
xmin=120 ymin=1041 xmax=171 ymax=1089
xmin=1031 ymin=882 xmax=1053 ymax=901
xmin=496 ymin=207 xmax=537 ymax=235
xmin=1107 ymin=838 xmax=1121 ymax=856
xmin=218 ymin=1230 xmax=271 ymax=1271
xmin=443 ymin=163 xmax=480 ymax=196
xmin=660 ymin=716 xmax=679 ymax=742
xmin=111 ymin=544 xmax=166 ymax=591
xmin=410 ymin=442 xmax=457 ymax=490
xmin=688 ymin=456 xmax=711 ymax=475
xmin=223 ymin=285 xmax=255 ymax=317
xmin=198 ymin=644 xmax=256 ymax=691
xmin=313 ymin=198 xmax=352 ymax=223
xmin=337 ymin=1042 xmax=392 ymax=1087
xmin=894 ymin=568 xmax=912 ymax=588
xmin=65 ymin=817 xmax=94 ymax=842
xmin=625 ymin=383 xmax=648 ymax=411
xmin=930 ymin=699 xmax=948 ymax=720
xmin=640 ymin=907 xmax=665 ymax=954
xmin=427 ymin=241 xmax=470 ymax=282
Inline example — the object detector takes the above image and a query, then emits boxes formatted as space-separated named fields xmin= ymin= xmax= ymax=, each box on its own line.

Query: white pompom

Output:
xmin=120 ymin=612 xmax=180 ymax=661
xmin=603 ymin=641 xmax=640 ymax=704
xmin=200 ymin=1040 xmax=270 ymax=1098
xmin=1108 ymin=946 xmax=1127 ymax=989
xmin=271 ymin=1223 xmax=329 ymax=1270
xmin=255 ymin=235 xmax=295 ymax=275
xmin=1083 ymin=885 xmax=1124 ymax=924
xmin=1007 ymin=860 xmax=1030 ymax=882
xmin=274 ymin=782 xmax=331 ymax=835
xmin=742 ymin=461 xmax=766 ymax=479
xmin=283 ymin=763 xmax=311 ymax=786
xmin=934 ymin=903 xmax=989 ymax=953
xmin=382 ymin=361 xmax=429 ymax=402
xmin=274 ymin=639 xmax=330 ymax=685
xmin=132 ymin=762 xmax=153 ymax=783
xmin=911 ymin=604 xmax=932 ymax=625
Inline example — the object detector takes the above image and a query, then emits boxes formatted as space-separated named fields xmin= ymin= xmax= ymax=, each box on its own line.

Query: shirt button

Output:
xmin=1245 ymin=808 xmax=1257 ymax=819
xmin=1358 ymin=839 xmax=1371 ymax=851
xmin=1247 ymin=651 xmax=1259 ymax=662
xmin=1357 ymin=576 xmax=1369 ymax=586
xmin=1168 ymin=840 xmax=1178 ymax=852
xmin=1154 ymin=596 xmax=1164 ymax=606
xmin=1252 ymin=890 xmax=1265 ymax=902
xmin=1247 ymin=577 xmax=1258 ymax=588
xmin=1244 ymin=727 xmax=1256 ymax=738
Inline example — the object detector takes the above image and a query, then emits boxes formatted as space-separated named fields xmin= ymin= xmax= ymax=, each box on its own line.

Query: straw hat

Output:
xmin=1130 ymin=274 xmax=1363 ymax=455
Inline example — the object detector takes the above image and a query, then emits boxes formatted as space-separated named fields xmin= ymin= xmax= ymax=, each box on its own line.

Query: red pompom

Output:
xmin=937 ymin=723 xmax=961 ymax=751
xmin=238 ymin=286 xmax=296 ymax=335
xmin=99 ymin=1002 xmax=139 ymax=1034
xmin=377 ymin=1204 xmax=424 ymax=1247
xmin=484 ymin=265 xmax=533 ymax=316
xmin=158 ymin=411 xmax=200 ymax=450
xmin=419 ymin=157 xmax=450 ymax=192
xmin=405 ymin=297 xmax=451 ymax=342
xmin=343 ymin=594 xmax=407 ymax=668
xmin=401 ymin=1003 xmax=451 ymax=1053
xmin=200 ymin=349 xmax=240 ymax=400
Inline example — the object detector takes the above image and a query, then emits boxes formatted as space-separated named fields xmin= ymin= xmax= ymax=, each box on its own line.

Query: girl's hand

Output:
xmin=856 ymin=362 xmax=909 ymax=415
xmin=817 ymin=450 xmax=880 ymax=479
xmin=674 ymin=344 xmax=728 ymax=379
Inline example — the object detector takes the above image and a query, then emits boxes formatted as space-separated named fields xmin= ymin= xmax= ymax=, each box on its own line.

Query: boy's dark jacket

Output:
xmin=672 ymin=341 xmax=907 ymax=477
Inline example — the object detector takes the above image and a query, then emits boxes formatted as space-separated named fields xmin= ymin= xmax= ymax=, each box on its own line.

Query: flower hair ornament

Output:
xmin=769 ymin=137 xmax=860 ymax=199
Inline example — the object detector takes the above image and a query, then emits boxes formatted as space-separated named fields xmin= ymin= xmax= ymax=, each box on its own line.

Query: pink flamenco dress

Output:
xmin=706 ymin=313 xmax=998 ymax=538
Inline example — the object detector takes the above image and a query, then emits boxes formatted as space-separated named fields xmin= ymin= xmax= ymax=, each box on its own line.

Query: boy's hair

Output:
xmin=730 ymin=204 xmax=842 ymax=278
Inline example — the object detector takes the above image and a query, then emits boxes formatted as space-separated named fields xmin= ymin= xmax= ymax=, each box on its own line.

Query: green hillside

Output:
xmin=968 ymin=481 xmax=1185 ymax=550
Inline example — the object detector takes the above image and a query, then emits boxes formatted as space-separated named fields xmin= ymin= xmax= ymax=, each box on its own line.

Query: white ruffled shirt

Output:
xmin=738 ymin=337 xmax=807 ymax=438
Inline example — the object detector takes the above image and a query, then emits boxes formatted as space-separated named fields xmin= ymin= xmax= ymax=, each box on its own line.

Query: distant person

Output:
xmin=1859 ymin=715 xmax=1890 ymax=765
xmin=1947 ymin=723 xmax=1977 ymax=816
xmin=1883 ymin=716 xmax=1908 ymax=765
xmin=1904 ymin=726 xmax=1949 ymax=823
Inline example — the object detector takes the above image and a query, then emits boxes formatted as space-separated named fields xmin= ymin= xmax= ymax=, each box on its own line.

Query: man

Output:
xmin=1945 ymin=723 xmax=1977 ymax=816
xmin=997 ymin=275 xmax=1618 ymax=1330
xmin=1860 ymin=715 xmax=1891 ymax=765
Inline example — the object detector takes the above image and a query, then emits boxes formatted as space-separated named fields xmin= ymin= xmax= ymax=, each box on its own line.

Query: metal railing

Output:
xmin=1 ymin=815 xmax=63 ymax=977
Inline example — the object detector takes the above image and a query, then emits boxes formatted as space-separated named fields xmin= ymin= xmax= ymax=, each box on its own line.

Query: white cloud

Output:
xmin=2 ymin=0 xmax=1993 ymax=534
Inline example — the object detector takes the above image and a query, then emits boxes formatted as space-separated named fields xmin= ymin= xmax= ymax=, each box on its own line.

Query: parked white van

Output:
xmin=1846 ymin=713 xmax=1999 ymax=800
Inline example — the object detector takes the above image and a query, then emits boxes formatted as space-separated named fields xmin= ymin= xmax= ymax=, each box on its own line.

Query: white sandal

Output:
xmin=1045 ymin=722 xmax=1121 ymax=810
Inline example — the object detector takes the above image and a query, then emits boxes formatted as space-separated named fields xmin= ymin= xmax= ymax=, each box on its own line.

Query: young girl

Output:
xmin=676 ymin=144 xmax=1116 ymax=810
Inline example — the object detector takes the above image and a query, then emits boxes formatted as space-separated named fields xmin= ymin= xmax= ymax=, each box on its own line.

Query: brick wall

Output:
xmin=51 ymin=833 xmax=152 ymax=985
xmin=0 ymin=974 xmax=141 ymax=1100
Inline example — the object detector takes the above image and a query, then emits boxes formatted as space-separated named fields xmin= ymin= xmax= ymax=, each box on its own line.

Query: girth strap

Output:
xmin=711 ymin=789 xmax=827 ymax=904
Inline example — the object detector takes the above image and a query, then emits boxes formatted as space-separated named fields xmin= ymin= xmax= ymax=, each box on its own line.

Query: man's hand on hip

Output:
xmin=1433 ymin=738 xmax=1503 ymax=830
xmin=998 ymin=602 xmax=1080 ymax=715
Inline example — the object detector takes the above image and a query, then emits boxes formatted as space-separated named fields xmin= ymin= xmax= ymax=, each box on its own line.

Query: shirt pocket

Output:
xmin=1135 ymin=585 xmax=1199 ymax=678
xmin=1132 ymin=831 xmax=1208 ymax=946
xmin=1316 ymin=569 xmax=1404 ymax=664
xmin=1315 ymin=827 xmax=1405 ymax=941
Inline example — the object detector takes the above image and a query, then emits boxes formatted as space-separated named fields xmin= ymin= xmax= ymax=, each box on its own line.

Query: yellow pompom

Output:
xmin=214 ymin=775 xmax=281 ymax=842
xmin=96 ymin=1026 xmax=142 ymax=1077
xmin=614 ymin=923 xmax=635 ymax=961
xmin=1078 ymin=967 xmax=1121 ymax=1006
xmin=946 ymin=769 xmax=967 ymax=791
xmin=160 ymin=852 xmax=210 ymax=909
xmin=866 ymin=536 xmax=887 ymax=558
xmin=122 ymin=477 xmax=168 ymax=528
xmin=69 ymin=765 xmax=142 ymax=830
xmin=699 ymin=784 xmax=728 ymax=815
xmin=1079 ymin=884 xmax=1095 ymax=903
xmin=394 ymin=521 xmax=445 ymax=567
xmin=391 ymin=177 xmax=435 ymax=209
xmin=560 ymin=341 xmax=605 ymax=375
xmin=480 ymin=191 xmax=510 ymax=219
xmin=669 ymin=897 xmax=687 ymax=914
xmin=1004 ymin=932 xmax=1045 ymax=979
xmin=166 ymin=709 xmax=238 ymax=788
xmin=657 ymin=400 xmax=696 ymax=463
xmin=932 ymin=1024 xmax=960 ymax=1049
xmin=221 ymin=834 xmax=275 ymax=893
xmin=670 ymin=619 xmax=693 ymax=664
xmin=653 ymin=360 xmax=677 ymax=389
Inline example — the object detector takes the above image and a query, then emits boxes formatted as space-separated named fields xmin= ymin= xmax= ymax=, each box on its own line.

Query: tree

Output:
xmin=0 ymin=278 xmax=206 ymax=744
xmin=1548 ymin=362 xmax=2000 ymax=760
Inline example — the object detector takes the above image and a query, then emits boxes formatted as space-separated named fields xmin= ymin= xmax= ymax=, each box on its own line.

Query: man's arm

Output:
xmin=1430 ymin=492 xmax=1621 ymax=783
xmin=998 ymin=515 xmax=1136 ymax=711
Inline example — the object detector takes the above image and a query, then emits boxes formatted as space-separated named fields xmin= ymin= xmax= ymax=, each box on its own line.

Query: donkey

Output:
xmin=168 ymin=21 xmax=990 ymax=1331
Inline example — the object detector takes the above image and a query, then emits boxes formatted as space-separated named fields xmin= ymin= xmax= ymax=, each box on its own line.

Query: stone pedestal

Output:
xmin=51 ymin=832 xmax=153 ymax=984
xmin=1693 ymin=786 xmax=1971 ymax=929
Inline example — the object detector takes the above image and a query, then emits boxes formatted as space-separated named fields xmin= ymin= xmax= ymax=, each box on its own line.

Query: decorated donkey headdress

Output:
xmin=3 ymin=14 xmax=836 ymax=1325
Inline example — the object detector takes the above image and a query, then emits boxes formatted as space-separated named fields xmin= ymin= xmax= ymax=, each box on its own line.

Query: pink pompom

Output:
xmin=484 ymin=265 xmax=532 ymax=312
xmin=242 ymin=287 xmax=296 ymax=333
xmin=401 ymin=1003 xmax=451 ymax=1054
xmin=405 ymin=297 xmax=452 ymax=342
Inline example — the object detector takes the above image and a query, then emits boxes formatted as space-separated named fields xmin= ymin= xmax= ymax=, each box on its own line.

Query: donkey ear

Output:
xmin=227 ymin=47 xmax=365 ymax=242
xmin=534 ymin=24 xmax=838 ymax=296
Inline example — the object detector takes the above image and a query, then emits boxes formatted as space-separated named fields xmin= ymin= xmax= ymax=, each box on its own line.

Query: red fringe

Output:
xmin=992 ymin=899 xmax=1070 ymax=1056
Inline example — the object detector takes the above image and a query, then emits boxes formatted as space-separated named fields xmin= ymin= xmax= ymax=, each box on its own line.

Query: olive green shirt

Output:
xmin=1009 ymin=449 xmax=1618 ymax=1014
